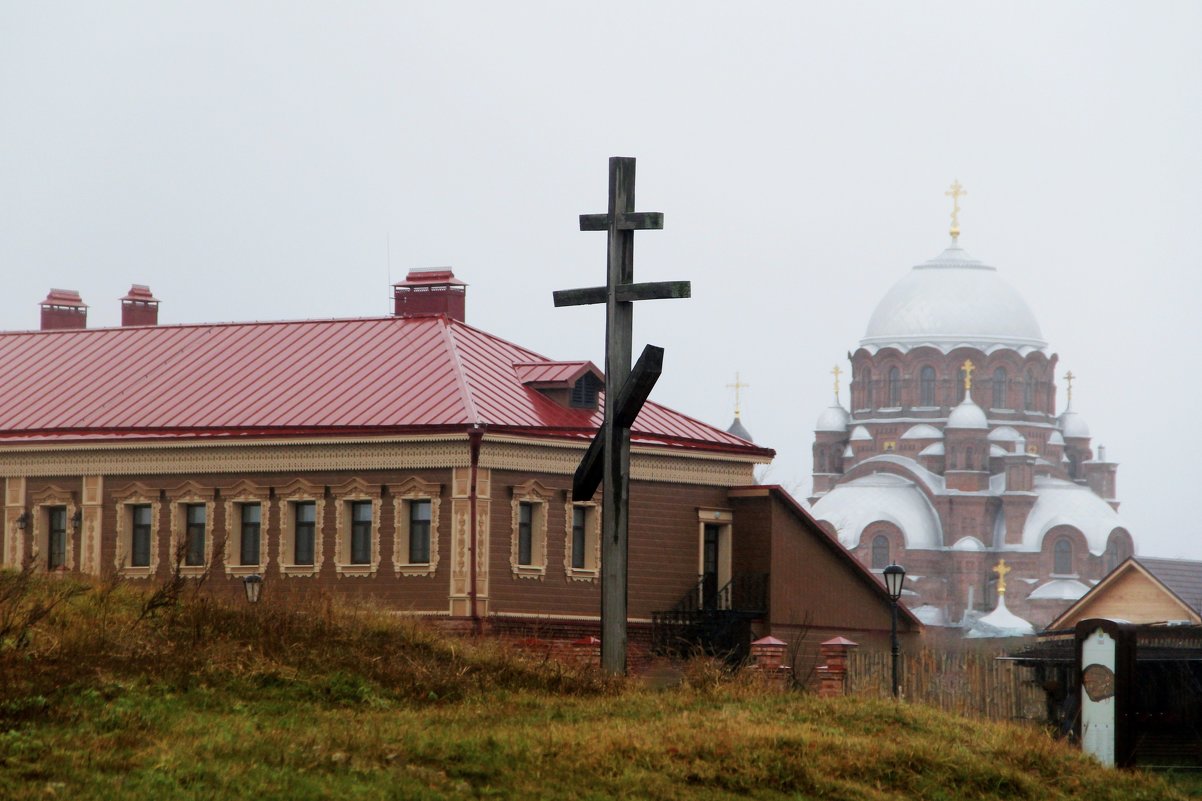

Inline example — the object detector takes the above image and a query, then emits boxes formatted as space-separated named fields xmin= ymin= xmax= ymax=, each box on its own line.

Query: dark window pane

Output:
xmin=131 ymin=505 xmax=152 ymax=567
xmin=350 ymin=501 xmax=372 ymax=564
xmin=294 ymin=502 xmax=315 ymax=565
xmin=920 ymin=367 xmax=936 ymax=406
xmin=872 ymin=535 xmax=890 ymax=570
xmin=185 ymin=504 xmax=205 ymax=566
xmin=1054 ymin=538 xmax=1073 ymax=574
xmin=48 ymin=507 xmax=67 ymax=570
xmin=409 ymin=500 xmax=431 ymax=564
xmin=992 ymin=368 xmax=1007 ymax=408
xmin=518 ymin=502 xmax=533 ymax=566
xmin=572 ymin=507 xmax=586 ymax=569
xmin=241 ymin=503 xmax=261 ymax=566
xmin=888 ymin=368 xmax=900 ymax=406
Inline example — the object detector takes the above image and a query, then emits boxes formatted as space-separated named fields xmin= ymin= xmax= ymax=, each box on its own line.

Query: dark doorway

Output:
xmin=702 ymin=523 xmax=720 ymax=610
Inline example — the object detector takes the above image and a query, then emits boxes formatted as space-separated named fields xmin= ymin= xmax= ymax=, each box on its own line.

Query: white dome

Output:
xmin=815 ymin=404 xmax=851 ymax=433
xmin=861 ymin=243 xmax=1047 ymax=353
xmin=901 ymin=424 xmax=943 ymax=440
xmin=1059 ymin=406 xmax=1091 ymax=438
xmin=1047 ymin=430 xmax=1066 ymax=446
xmin=850 ymin=425 xmax=872 ymax=442
xmin=1022 ymin=476 xmax=1128 ymax=555
xmin=965 ymin=594 xmax=1035 ymax=638
xmin=988 ymin=426 xmax=1024 ymax=443
xmin=1027 ymin=578 xmax=1090 ymax=601
xmin=947 ymin=397 xmax=988 ymax=429
xmin=811 ymin=473 xmax=943 ymax=550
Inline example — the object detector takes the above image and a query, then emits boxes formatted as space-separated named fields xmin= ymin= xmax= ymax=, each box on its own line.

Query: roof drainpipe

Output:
xmin=468 ymin=426 xmax=483 ymax=636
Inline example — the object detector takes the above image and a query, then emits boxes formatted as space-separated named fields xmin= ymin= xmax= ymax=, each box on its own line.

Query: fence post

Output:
xmin=816 ymin=636 xmax=859 ymax=697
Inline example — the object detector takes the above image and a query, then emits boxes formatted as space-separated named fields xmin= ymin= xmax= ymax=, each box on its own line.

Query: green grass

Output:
xmin=0 ymin=571 xmax=1190 ymax=800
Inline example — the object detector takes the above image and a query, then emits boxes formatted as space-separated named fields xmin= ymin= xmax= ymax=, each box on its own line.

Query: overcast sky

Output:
xmin=2 ymin=3 xmax=1199 ymax=558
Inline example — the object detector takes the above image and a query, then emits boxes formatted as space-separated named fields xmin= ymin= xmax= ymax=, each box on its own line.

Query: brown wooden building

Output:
xmin=2 ymin=272 xmax=919 ymax=663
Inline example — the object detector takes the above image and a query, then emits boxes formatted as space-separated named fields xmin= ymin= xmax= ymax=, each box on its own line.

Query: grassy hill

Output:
xmin=0 ymin=569 xmax=1190 ymax=800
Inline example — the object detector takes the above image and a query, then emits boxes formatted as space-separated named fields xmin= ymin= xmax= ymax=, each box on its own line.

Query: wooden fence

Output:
xmin=847 ymin=646 xmax=1046 ymax=722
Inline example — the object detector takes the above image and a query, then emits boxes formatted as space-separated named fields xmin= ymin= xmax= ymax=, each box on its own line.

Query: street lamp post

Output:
xmin=883 ymin=563 xmax=906 ymax=699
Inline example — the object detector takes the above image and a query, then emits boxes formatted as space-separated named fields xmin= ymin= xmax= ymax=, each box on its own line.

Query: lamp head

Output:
xmin=883 ymin=563 xmax=906 ymax=601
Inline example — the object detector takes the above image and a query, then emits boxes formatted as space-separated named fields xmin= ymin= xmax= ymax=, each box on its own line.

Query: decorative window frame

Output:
xmin=563 ymin=498 xmax=600 ymax=582
xmin=392 ymin=476 xmax=441 ymax=577
xmin=167 ymin=481 xmax=217 ymax=577
xmin=111 ymin=482 xmax=162 ymax=579
xmin=29 ymin=485 xmax=77 ymax=573
xmin=332 ymin=478 xmax=382 ymax=578
xmin=510 ymin=480 xmax=554 ymax=579
xmin=276 ymin=479 xmax=325 ymax=578
xmin=222 ymin=480 xmax=272 ymax=577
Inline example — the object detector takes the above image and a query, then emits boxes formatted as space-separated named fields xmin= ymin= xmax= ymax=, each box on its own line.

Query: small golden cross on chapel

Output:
xmin=1063 ymin=370 xmax=1075 ymax=404
xmin=961 ymin=359 xmax=975 ymax=392
xmin=831 ymin=364 xmax=843 ymax=402
xmin=726 ymin=372 xmax=750 ymax=418
xmin=993 ymin=559 xmax=1011 ymax=595
xmin=945 ymin=180 xmax=967 ymax=241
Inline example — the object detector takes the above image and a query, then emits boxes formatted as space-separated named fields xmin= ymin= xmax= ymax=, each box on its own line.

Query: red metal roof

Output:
xmin=40 ymin=289 xmax=87 ymax=309
xmin=0 ymin=315 xmax=773 ymax=457
xmin=512 ymin=360 xmax=602 ymax=388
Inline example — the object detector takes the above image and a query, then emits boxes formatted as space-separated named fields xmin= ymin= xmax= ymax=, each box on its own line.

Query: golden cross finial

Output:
xmin=961 ymin=359 xmax=975 ymax=392
xmin=831 ymin=365 xmax=843 ymax=402
xmin=993 ymin=559 xmax=1012 ymax=595
xmin=945 ymin=179 xmax=967 ymax=241
xmin=1063 ymin=370 xmax=1075 ymax=405
xmin=726 ymin=372 xmax=750 ymax=418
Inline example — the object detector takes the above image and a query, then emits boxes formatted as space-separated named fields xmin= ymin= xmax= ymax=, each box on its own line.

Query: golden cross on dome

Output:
xmin=1063 ymin=370 xmax=1075 ymax=404
xmin=961 ymin=359 xmax=975 ymax=392
xmin=945 ymin=179 xmax=967 ymax=241
xmin=726 ymin=372 xmax=749 ymax=418
xmin=831 ymin=365 xmax=843 ymax=401
xmin=993 ymin=559 xmax=1011 ymax=595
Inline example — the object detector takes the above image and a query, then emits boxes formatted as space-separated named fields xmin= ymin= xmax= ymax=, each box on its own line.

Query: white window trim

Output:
xmin=276 ymin=480 xmax=325 ymax=578
xmin=223 ymin=483 xmax=271 ymax=577
xmin=510 ymin=480 xmax=554 ymax=579
xmin=697 ymin=508 xmax=733 ymax=608
xmin=112 ymin=483 xmax=161 ymax=579
xmin=563 ymin=500 xmax=600 ymax=582
xmin=333 ymin=480 xmax=382 ymax=578
xmin=29 ymin=486 xmax=77 ymax=573
xmin=392 ymin=477 xmax=441 ymax=577
xmin=168 ymin=487 xmax=216 ymax=578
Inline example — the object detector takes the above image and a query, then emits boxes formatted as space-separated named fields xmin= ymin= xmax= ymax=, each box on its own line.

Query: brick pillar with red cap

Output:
xmin=816 ymin=636 xmax=859 ymax=697
xmin=749 ymin=635 xmax=791 ymax=688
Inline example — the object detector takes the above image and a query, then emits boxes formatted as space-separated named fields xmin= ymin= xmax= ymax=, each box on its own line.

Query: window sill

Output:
xmin=396 ymin=562 xmax=436 ymax=577
xmin=336 ymin=563 xmax=378 ymax=578
xmin=225 ymin=564 xmax=265 ymax=578
xmin=511 ymin=564 xmax=546 ymax=580
xmin=179 ymin=565 xmax=208 ymax=578
xmin=566 ymin=568 xmax=599 ymax=583
xmin=120 ymin=566 xmax=154 ymax=580
xmin=280 ymin=563 xmax=319 ymax=577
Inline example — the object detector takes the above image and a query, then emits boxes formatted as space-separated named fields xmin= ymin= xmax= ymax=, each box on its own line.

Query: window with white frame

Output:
xmin=392 ymin=478 xmax=441 ymax=577
xmin=112 ymin=483 xmax=160 ymax=577
xmin=564 ymin=502 xmax=599 ymax=580
xmin=333 ymin=481 xmax=381 ymax=577
xmin=276 ymin=480 xmax=325 ymax=577
xmin=46 ymin=506 xmax=67 ymax=571
xmin=510 ymin=481 xmax=553 ymax=578
xmin=222 ymin=484 xmax=272 ymax=577
xmin=167 ymin=486 xmax=214 ymax=576
xmin=239 ymin=503 xmax=262 ymax=566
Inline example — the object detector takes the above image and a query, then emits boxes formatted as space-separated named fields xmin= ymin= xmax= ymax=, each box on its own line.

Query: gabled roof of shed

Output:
xmin=0 ymin=314 xmax=771 ymax=457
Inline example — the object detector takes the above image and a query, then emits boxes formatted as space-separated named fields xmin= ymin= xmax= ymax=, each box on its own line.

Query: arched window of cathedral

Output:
xmin=888 ymin=367 xmax=901 ymax=407
xmin=992 ymin=367 xmax=1007 ymax=409
xmin=956 ymin=367 xmax=967 ymax=402
xmin=965 ymin=446 xmax=975 ymax=470
xmin=817 ymin=449 xmax=826 ymax=473
xmin=871 ymin=534 xmax=890 ymax=570
xmin=1104 ymin=540 xmax=1120 ymax=573
xmin=1054 ymin=537 xmax=1073 ymax=575
xmin=1024 ymin=370 xmax=1036 ymax=411
xmin=920 ymin=366 xmax=936 ymax=406
xmin=861 ymin=369 xmax=873 ymax=408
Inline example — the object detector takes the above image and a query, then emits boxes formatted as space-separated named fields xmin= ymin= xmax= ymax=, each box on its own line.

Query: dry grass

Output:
xmin=0 ymin=571 xmax=1190 ymax=800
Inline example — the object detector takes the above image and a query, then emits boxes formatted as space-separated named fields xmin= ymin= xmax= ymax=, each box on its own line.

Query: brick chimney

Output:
xmin=120 ymin=284 xmax=160 ymax=326
xmin=393 ymin=268 xmax=466 ymax=321
xmin=39 ymin=289 xmax=87 ymax=331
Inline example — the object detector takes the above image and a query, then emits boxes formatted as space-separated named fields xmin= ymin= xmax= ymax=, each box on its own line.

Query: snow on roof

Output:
xmin=1022 ymin=476 xmax=1129 ymax=555
xmin=850 ymin=425 xmax=872 ymax=441
xmin=919 ymin=442 xmax=945 ymax=456
xmin=810 ymin=472 xmax=943 ymax=550
xmin=1027 ymin=578 xmax=1091 ymax=601
xmin=901 ymin=424 xmax=943 ymax=440
xmin=988 ymin=426 xmax=1024 ymax=443
xmin=965 ymin=594 xmax=1035 ymax=638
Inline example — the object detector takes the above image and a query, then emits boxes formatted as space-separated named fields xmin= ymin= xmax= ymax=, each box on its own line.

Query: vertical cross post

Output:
xmin=554 ymin=157 xmax=690 ymax=675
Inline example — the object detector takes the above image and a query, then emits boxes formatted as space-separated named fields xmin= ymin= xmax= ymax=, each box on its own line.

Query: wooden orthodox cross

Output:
xmin=553 ymin=157 xmax=691 ymax=675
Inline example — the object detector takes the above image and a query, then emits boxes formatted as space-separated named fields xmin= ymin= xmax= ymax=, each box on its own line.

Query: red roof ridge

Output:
xmin=436 ymin=317 xmax=482 ymax=426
